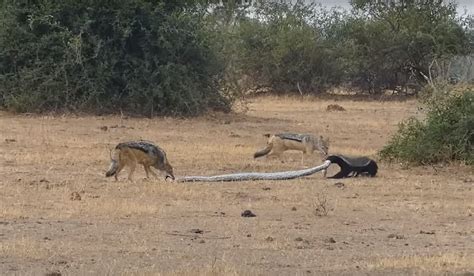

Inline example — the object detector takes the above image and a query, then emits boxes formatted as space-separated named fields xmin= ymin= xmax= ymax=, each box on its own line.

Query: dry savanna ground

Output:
xmin=1 ymin=96 xmax=473 ymax=275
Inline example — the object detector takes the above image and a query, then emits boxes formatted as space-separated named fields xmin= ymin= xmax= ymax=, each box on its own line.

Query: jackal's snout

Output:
xmin=164 ymin=162 xmax=175 ymax=180
xmin=319 ymin=136 xmax=330 ymax=157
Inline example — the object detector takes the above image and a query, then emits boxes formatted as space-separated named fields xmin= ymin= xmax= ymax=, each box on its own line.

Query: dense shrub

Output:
xmin=331 ymin=0 xmax=472 ymax=94
xmin=380 ymin=90 xmax=473 ymax=164
xmin=228 ymin=1 xmax=345 ymax=93
xmin=0 ymin=0 xmax=230 ymax=116
xmin=214 ymin=0 xmax=471 ymax=95
xmin=0 ymin=0 xmax=472 ymax=116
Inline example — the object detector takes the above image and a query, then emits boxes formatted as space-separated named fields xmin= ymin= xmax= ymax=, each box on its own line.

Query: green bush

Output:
xmin=1 ymin=0 xmax=472 ymax=116
xmin=223 ymin=1 xmax=345 ymax=94
xmin=214 ymin=0 xmax=471 ymax=95
xmin=0 ymin=0 xmax=230 ymax=116
xmin=337 ymin=0 xmax=472 ymax=94
xmin=380 ymin=90 xmax=474 ymax=165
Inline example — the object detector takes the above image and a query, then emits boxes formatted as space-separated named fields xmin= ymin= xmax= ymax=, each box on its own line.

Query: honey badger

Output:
xmin=324 ymin=155 xmax=378 ymax=179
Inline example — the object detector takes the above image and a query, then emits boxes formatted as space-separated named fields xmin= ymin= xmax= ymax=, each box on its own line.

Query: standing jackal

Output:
xmin=105 ymin=140 xmax=174 ymax=181
xmin=254 ymin=133 xmax=329 ymax=162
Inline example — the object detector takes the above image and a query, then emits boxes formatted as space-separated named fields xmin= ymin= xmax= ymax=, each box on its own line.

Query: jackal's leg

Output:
xmin=301 ymin=148 xmax=313 ymax=166
xmin=267 ymin=150 xmax=281 ymax=159
xmin=143 ymin=165 xmax=150 ymax=178
xmin=149 ymin=168 xmax=159 ymax=179
xmin=267 ymin=151 xmax=284 ymax=163
xmin=144 ymin=165 xmax=159 ymax=179
xmin=127 ymin=162 xmax=137 ymax=182
xmin=302 ymin=145 xmax=314 ymax=166
xmin=114 ymin=163 xmax=125 ymax=181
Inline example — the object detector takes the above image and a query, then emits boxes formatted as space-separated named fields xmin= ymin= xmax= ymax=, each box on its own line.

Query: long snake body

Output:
xmin=177 ymin=160 xmax=331 ymax=182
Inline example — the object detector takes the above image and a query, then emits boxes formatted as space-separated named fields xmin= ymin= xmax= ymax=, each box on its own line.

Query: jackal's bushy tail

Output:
xmin=105 ymin=149 xmax=120 ymax=177
xmin=254 ymin=144 xmax=272 ymax=158
xmin=105 ymin=160 xmax=118 ymax=177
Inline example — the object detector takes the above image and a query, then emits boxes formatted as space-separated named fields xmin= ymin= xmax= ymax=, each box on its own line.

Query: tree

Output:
xmin=230 ymin=0 xmax=344 ymax=94
xmin=347 ymin=0 xmax=471 ymax=93
xmin=0 ymin=0 xmax=230 ymax=116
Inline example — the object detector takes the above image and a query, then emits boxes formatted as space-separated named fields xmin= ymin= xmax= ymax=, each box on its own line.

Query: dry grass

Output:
xmin=368 ymin=252 xmax=473 ymax=273
xmin=1 ymin=96 xmax=473 ymax=275
xmin=0 ymin=238 xmax=53 ymax=261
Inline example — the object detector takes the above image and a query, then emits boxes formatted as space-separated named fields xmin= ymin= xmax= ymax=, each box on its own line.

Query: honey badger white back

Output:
xmin=106 ymin=141 xmax=174 ymax=181
xmin=254 ymin=133 xmax=329 ymax=162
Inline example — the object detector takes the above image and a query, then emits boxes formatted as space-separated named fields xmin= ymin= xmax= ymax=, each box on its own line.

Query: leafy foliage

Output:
xmin=0 ymin=0 xmax=229 ymax=116
xmin=227 ymin=1 xmax=346 ymax=93
xmin=380 ymin=89 xmax=474 ymax=165
xmin=0 ymin=0 xmax=472 ymax=116
xmin=339 ymin=0 xmax=472 ymax=93
xmin=216 ymin=0 xmax=472 ymax=95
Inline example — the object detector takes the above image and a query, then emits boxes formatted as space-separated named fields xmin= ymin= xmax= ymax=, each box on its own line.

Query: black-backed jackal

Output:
xmin=105 ymin=140 xmax=174 ymax=181
xmin=254 ymin=133 xmax=329 ymax=163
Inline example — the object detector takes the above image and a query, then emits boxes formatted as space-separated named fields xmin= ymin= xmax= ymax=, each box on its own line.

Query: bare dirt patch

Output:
xmin=0 ymin=97 xmax=472 ymax=275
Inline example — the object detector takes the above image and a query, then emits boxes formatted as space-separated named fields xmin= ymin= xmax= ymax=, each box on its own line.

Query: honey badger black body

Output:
xmin=324 ymin=155 xmax=378 ymax=179
xmin=106 ymin=141 xmax=174 ymax=181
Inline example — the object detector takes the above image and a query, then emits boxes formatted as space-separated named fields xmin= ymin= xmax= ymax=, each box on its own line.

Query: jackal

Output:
xmin=253 ymin=133 xmax=329 ymax=162
xmin=105 ymin=140 xmax=175 ymax=181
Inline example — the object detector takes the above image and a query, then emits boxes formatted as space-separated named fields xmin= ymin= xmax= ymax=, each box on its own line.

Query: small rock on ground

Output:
xmin=241 ymin=210 xmax=256 ymax=217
